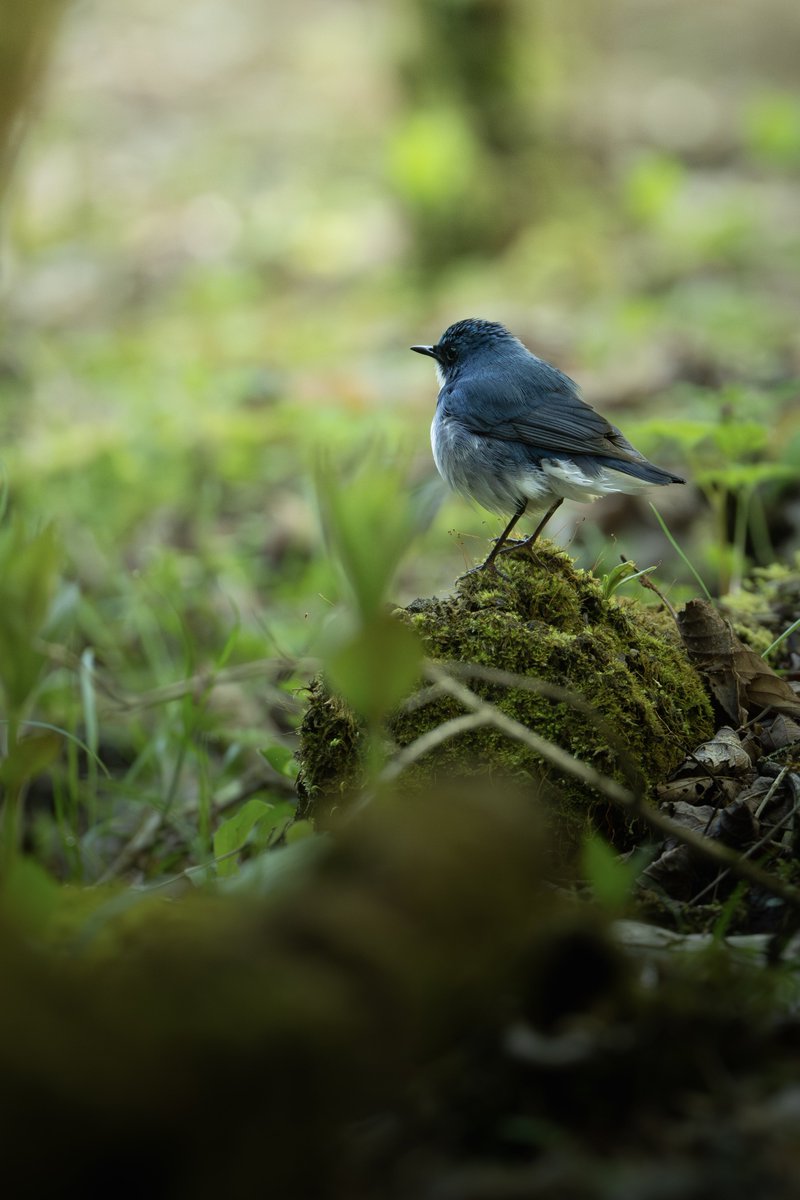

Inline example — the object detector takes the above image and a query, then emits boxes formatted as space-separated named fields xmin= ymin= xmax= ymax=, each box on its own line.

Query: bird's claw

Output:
xmin=497 ymin=537 xmax=537 ymax=558
xmin=457 ymin=559 xmax=512 ymax=584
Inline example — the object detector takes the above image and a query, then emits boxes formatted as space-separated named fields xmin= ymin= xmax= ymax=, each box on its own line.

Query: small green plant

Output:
xmin=315 ymin=447 xmax=425 ymax=778
xmin=213 ymin=796 xmax=296 ymax=877
xmin=582 ymin=834 xmax=653 ymax=912
xmin=637 ymin=393 xmax=796 ymax=594
xmin=600 ymin=559 xmax=658 ymax=600
xmin=0 ymin=518 xmax=70 ymax=869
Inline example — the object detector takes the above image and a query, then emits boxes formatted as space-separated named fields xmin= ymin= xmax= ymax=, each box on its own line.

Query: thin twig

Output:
xmin=414 ymin=660 xmax=642 ymax=790
xmin=755 ymin=766 xmax=790 ymax=820
xmin=441 ymin=661 xmax=609 ymax=710
xmin=37 ymin=641 xmax=308 ymax=712
xmin=379 ymin=664 xmax=800 ymax=911
xmin=638 ymin=572 xmax=679 ymax=622
xmin=399 ymin=683 xmax=449 ymax=714
xmin=687 ymin=768 xmax=796 ymax=908
xmin=424 ymin=664 xmax=634 ymax=807
xmin=380 ymin=712 xmax=493 ymax=783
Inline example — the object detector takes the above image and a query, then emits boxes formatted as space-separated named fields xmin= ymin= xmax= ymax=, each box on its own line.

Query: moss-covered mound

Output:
xmin=298 ymin=543 xmax=714 ymax=846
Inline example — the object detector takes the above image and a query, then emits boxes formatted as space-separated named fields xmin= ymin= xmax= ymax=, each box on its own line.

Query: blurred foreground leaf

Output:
xmin=583 ymin=835 xmax=648 ymax=911
xmin=0 ymin=1 xmax=66 ymax=191
xmin=315 ymin=449 xmax=427 ymax=621
xmin=327 ymin=613 xmax=422 ymax=725
xmin=0 ymin=732 xmax=61 ymax=788
xmin=0 ymin=520 xmax=61 ymax=714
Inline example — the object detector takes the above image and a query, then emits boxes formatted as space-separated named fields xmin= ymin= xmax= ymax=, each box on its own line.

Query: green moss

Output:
xmin=297 ymin=542 xmax=714 ymax=848
xmin=721 ymin=552 xmax=800 ymax=661
xmin=296 ymin=680 xmax=363 ymax=815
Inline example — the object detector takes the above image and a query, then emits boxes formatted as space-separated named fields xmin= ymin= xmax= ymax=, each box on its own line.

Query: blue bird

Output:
xmin=411 ymin=318 xmax=684 ymax=576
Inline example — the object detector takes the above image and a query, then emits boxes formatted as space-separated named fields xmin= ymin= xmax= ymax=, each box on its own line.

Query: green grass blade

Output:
xmin=649 ymin=503 xmax=712 ymax=601
xmin=761 ymin=617 xmax=800 ymax=660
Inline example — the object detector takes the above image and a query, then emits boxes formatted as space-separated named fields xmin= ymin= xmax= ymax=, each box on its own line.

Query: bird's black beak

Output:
xmin=410 ymin=344 xmax=439 ymax=360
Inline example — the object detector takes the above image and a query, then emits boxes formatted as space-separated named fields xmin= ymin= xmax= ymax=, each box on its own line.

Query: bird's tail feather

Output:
xmin=600 ymin=457 xmax=685 ymax=487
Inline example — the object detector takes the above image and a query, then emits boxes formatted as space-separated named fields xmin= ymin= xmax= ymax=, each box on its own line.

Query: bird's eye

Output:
xmin=440 ymin=345 xmax=455 ymax=365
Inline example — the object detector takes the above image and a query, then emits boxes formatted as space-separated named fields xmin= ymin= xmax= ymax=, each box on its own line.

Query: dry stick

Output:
xmin=380 ymin=712 xmax=495 ymax=784
xmin=442 ymin=662 xmax=640 ymax=779
xmin=638 ymin=572 xmax=679 ymax=622
xmin=419 ymin=661 xmax=607 ymax=711
xmin=96 ymin=809 xmax=163 ymax=885
xmin=687 ymin=767 xmax=796 ymax=908
xmin=112 ymin=663 xmax=303 ymax=713
xmin=382 ymin=664 xmax=800 ymax=911
xmin=37 ymin=641 xmax=308 ymax=713
xmin=425 ymin=665 xmax=635 ymax=806
xmin=755 ymin=765 xmax=791 ymax=820
xmin=403 ymin=661 xmax=641 ymax=791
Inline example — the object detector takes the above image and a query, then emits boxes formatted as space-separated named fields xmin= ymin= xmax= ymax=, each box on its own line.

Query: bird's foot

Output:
xmin=457 ymin=558 xmax=511 ymax=584
xmin=498 ymin=535 xmax=538 ymax=559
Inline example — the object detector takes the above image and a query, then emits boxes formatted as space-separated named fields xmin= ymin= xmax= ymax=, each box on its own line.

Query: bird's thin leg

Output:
xmin=459 ymin=500 xmax=528 ymax=580
xmin=499 ymin=497 xmax=564 ymax=556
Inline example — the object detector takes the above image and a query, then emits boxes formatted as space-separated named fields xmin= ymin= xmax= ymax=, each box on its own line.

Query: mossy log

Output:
xmin=298 ymin=543 xmax=714 ymax=848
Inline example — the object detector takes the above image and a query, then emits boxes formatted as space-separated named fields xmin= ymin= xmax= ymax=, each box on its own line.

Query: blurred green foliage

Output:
xmin=744 ymin=91 xmax=800 ymax=167
xmin=0 ymin=518 xmax=61 ymax=714
xmin=0 ymin=0 xmax=65 ymax=189
xmin=316 ymin=453 xmax=424 ymax=769
xmin=582 ymin=834 xmax=652 ymax=912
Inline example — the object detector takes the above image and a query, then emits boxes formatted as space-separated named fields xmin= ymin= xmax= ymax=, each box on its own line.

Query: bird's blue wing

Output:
xmin=440 ymin=359 xmax=644 ymax=463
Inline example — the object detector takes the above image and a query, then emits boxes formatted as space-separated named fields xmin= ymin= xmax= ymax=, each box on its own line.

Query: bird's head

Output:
xmin=411 ymin=318 xmax=519 ymax=383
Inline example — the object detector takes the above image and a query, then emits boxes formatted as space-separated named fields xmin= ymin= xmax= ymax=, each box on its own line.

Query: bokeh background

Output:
xmin=2 ymin=0 xmax=800 ymax=877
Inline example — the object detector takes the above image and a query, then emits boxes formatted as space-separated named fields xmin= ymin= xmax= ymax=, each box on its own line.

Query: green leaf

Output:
xmin=582 ymin=836 xmax=648 ymax=911
xmin=285 ymin=819 xmax=314 ymax=845
xmin=262 ymin=744 xmax=299 ymax=779
xmin=0 ymin=857 xmax=59 ymax=933
xmin=744 ymin=92 xmax=800 ymax=167
xmin=315 ymin=449 xmax=427 ymax=622
xmin=601 ymin=560 xmax=657 ymax=599
xmin=217 ymin=835 xmax=329 ymax=897
xmin=623 ymin=151 xmax=684 ymax=224
xmin=252 ymin=802 xmax=296 ymax=849
xmin=0 ymin=732 xmax=61 ymax=787
xmin=710 ymin=421 xmax=767 ymax=460
xmin=327 ymin=613 xmax=423 ymax=723
xmin=213 ymin=798 xmax=273 ymax=877
xmin=0 ymin=520 xmax=62 ymax=712
xmin=695 ymin=463 xmax=795 ymax=490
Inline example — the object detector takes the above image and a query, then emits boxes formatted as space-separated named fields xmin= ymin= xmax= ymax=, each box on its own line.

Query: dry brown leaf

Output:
xmin=639 ymin=844 xmax=698 ymax=901
xmin=707 ymin=796 xmax=759 ymax=848
xmin=760 ymin=713 xmax=800 ymax=754
xmin=664 ymin=801 xmax=716 ymax=835
xmin=657 ymin=775 xmax=740 ymax=806
xmin=658 ymin=726 xmax=754 ymax=808
xmin=678 ymin=599 xmax=800 ymax=724
xmin=689 ymin=727 xmax=753 ymax=776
